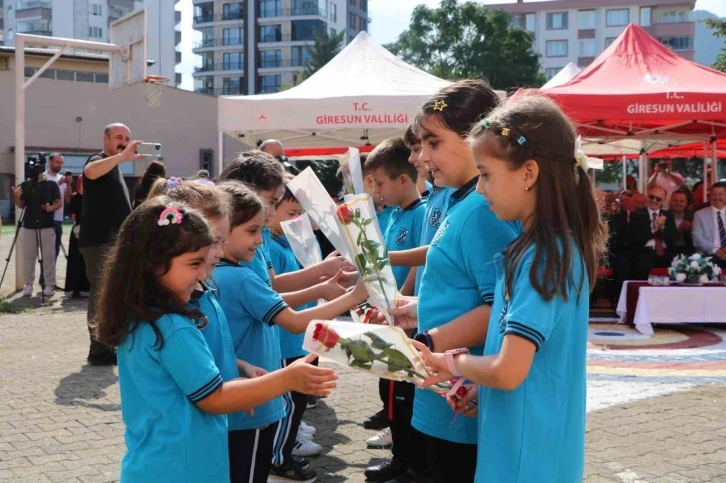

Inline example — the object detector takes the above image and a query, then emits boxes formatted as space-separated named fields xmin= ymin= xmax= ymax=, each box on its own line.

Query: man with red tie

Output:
xmin=627 ymin=186 xmax=679 ymax=280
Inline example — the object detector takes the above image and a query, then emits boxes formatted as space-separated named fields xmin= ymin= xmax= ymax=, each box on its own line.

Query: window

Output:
xmin=76 ymin=72 xmax=95 ymax=82
xmin=349 ymin=12 xmax=356 ymax=29
xmin=259 ymin=49 xmax=281 ymax=68
xmin=222 ymin=3 xmax=243 ymax=20
xmin=545 ymin=68 xmax=561 ymax=80
xmin=291 ymin=20 xmax=325 ymax=41
xmin=525 ymin=13 xmax=535 ymax=32
xmin=659 ymin=36 xmax=693 ymax=51
xmin=578 ymin=10 xmax=596 ymax=29
xmin=91 ymin=4 xmax=102 ymax=16
xmin=291 ymin=45 xmax=312 ymax=67
xmin=223 ymin=52 xmax=243 ymax=70
xmin=88 ymin=26 xmax=103 ymax=38
xmin=545 ymin=40 xmax=567 ymax=57
xmin=260 ymin=0 xmax=281 ymax=18
xmin=95 ymin=73 xmax=109 ymax=83
xmin=18 ymin=19 xmax=50 ymax=33
xmin=331 ymin=27 xmax=336 ymax=36
xmin=56 ymin=69 xmax=74 ymax=81
xmin=661 ymin=11 xmax=687 ymax=23
xmin=511 ymin=15 xmax=524 ymax=29
xmin=199 ymin=27 xmax=214 ymax=47
xmin=330 ymin=3 xmax=337 ymax=22
xmin=578 ymin=40 xmax=596 ymax=57
xmin=546 ymin=12 xmax=568 ymax=30
xmin=606 ymin=9 xmax=629 ymax=27
xmin=259 ymin=25 xmax=281 ymax=42
xmin=605 ymin=37 xmax=617 ymax=48
xmin=640 ymin=7 xmax=651 ymax=27
xmin=223 ymin=27 xmax=242 ymax=45
xmin=259 ymin=74 xmax=281 ymax=93
xmin=223 ymin=77 xmax=242 ymax=95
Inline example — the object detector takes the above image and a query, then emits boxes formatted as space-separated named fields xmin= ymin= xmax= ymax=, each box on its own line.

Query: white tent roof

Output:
xmin=541 ymin=63 xmax=581 ymax=89
xmin=218 ymin=32 xmax=504 ymax=149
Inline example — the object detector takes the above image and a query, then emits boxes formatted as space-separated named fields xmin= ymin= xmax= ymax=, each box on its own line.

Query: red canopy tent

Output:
xmin=539 ymin=24 xmax=726 ymax=141
xmin=650 ymin=139 xmax=726 ymax=159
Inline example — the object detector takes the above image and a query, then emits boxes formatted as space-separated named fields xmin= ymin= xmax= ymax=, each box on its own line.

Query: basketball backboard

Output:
xmin=109 ymin=8 xmax=147 ymax=90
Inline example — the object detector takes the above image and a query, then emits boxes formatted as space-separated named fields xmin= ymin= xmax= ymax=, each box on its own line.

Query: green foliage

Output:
xmin=701 ymin=18 xmax=726 ymax=72
xmin=297 ymin=160 xmax=342 ymax=196
xmin=384 ymin=0 xmax=546 ymax=89
xmin=304 ymin=29 xmax=347 ymax=78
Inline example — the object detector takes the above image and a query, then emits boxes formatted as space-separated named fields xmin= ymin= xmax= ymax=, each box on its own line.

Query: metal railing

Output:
xmin=259 ymin=7 xmax=326 ymax=18
xmin=259 ymin=34 xmax=317 ymax=43
xmin=193 ymin=11 xmax=244 ymax=24
xmin=195 ymin=87 xmax=244 ymax=96
xmin=16 ymin=0 xmax=51 ymax=9
xmin=195 ymin=62 xmax=244 ymax=72
xmin=258 ymin=58 xmax=305 ymax=68
xmin=193 ymin=37 xmax=244 ymax=49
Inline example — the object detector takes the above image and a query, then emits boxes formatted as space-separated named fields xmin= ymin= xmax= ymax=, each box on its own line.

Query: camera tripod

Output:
xmin=0 ymin=207 xmax=67 ymax=303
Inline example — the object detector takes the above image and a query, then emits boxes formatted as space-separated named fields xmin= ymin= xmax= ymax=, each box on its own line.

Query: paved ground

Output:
xmin=1 ymin=231 xmax=726 ymax=482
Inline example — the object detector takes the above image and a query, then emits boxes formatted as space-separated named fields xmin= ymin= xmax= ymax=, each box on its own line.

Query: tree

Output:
xmin=384 ymin=0 xmax=546 ymax=89
xmin=303 ymin=29 xmax=346 ymax=78
xmin=701 ymin=18 xmax=726 ymax=72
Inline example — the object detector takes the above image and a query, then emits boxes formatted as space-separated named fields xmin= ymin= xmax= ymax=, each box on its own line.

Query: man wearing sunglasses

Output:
xmin=628 ymin=186 xmax=679 ymax=279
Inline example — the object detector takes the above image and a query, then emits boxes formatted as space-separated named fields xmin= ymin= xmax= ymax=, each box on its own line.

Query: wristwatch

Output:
xmin=414 ymin=330 xmax=434 ymax=351
xmin=444 ymin=348 xmax=469 ymax=377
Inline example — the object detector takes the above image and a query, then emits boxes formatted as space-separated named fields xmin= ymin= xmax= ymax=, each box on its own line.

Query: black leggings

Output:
xmin=228 ymin=425 xmax=277 ymax=483
xmin=421 ymin=432 xmax=477 ymax=483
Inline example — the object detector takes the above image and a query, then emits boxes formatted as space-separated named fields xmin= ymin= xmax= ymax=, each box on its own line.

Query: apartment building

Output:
xmin=485 ymin=0 xmax=697 ymax=80
xmin=2 ymin=0 xmax=182 ymax=85
xmin=192 ymin=0 xmax=369 ymax=96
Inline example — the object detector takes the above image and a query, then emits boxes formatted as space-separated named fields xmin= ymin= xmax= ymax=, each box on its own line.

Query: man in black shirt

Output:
xmin=13 ymin=169 xmax=62 ymax=297
xmin=79 ymin=123 xmax=143 ymax=365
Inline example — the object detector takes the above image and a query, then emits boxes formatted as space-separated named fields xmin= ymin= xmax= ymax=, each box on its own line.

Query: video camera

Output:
xmin=24 ymin=153 xmax=47 ymax=182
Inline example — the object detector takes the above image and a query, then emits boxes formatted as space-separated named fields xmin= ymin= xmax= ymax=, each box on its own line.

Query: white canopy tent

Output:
xmin=217 ymin=31 xmax=505 ymax=170
xmin=541 ymin=63 xmax=581 ymax=89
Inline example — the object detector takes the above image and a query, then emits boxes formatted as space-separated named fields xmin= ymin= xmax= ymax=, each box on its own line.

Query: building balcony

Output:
xmin=195 ymin=86 xmax=244 ymax=96
xmin=193 ymin=11 xmax=244 ymax=25
xmin=258 ymin=58 xmax=305 ymax=69
xmin=16 ymin=6 xmax=52 ymax=20
xmin=259 ymin=7 xmax=326 ymax=19
xmin=258 ymin=34 xmax=317 ymax=44
xmin=175 ymin=10 xmax=181 ymax=25
xmin=192 ymin=37 xmax=244 ymax=51
xmin=19 ymin=28 xmax=52 ymax=36
xmin=16 ymin=0 xmax=52 ymax=10
xmin=645 ymin=21 xmax=695 ymax=38
xmin=193 ymin=63 xmax=245 ymax=75
xmin=176 ymin=51 xmax=182 ymax=64
xmin=192 ymin=0 xmax=213 ymax=4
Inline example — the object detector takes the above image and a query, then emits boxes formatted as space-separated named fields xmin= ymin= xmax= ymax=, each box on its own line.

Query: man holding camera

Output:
xmin=13 ymin=163 xmax=62 ymax=297
xmin=647 ymin=156 xmax=685 ymax=210
xmin=44 ymin=154 xmax=73 ymax=261
xmin=80 ymin=123 xmax=143 ymax=366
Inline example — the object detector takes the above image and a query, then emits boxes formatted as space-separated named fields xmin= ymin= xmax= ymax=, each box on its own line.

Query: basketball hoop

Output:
xmin=139 ymin=75 xmax=168 ymax=107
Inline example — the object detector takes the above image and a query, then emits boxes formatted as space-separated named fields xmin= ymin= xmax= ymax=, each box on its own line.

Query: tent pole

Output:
xmin=639 ymin=153 xmax=648 ymax=193
xmin=622 ymin=155 xmax=627 ymax=190
xmin=218 ymin=131 xmax=224 ymax=176
xmin=713 ymin=140 xmax=719 ymax=184
xmin=703 ymin=141 xmax=709 ymax=203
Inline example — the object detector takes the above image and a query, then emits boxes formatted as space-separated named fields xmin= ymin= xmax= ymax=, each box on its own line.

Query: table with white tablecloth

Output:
xmin=616 ymin=281 xmax=726 ymax=336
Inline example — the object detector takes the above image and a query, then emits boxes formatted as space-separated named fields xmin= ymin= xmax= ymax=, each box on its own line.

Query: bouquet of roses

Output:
xmin=669 ymin=253 xmax=722 ymax=284
xmin=304 ymin=320 xmax=450 ymax=394
xmin=288 ymin=168 xmax=397 ymax=324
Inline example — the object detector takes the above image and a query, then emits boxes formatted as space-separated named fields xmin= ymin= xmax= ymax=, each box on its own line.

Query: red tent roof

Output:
xmin=651 ymin=139 xmax=726 ymax=158
xmin=538 ymin=24 xmax=726 ymax=139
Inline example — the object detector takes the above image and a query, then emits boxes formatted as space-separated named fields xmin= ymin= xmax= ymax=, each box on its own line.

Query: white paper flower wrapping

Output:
xmin=338 ymin=148 xmax=365 ymax=195
xmin=287 ymin=168 xmax=357 ymax=264
xmin=337 ymin=194 xmax=398 ymax=325
xmin=280 ymin=213 xmax=325 ymax=306
xmin=303 ymin=320 xmax=450 ymax=394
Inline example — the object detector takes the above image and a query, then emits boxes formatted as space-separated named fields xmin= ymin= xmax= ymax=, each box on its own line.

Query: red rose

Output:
xmin=312 ymin=323 xmax=340 ymax=349
xmin=456 ymin=385 xmax=468 ymax=399
xmin=337 ymin=204 xmax=354 ymax=225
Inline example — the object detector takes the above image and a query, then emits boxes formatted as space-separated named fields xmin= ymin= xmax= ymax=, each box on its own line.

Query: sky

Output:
xmin=177 ymin=0 xmax=726 ymax=91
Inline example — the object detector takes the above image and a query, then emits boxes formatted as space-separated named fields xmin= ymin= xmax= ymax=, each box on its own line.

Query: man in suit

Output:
xmin=693 ymin=181 xmax=726 ymax=269
xmin=670 ymin=189 xmax=694 ymax=256
xmin=627 ymin=186 xmax=679 ymax=279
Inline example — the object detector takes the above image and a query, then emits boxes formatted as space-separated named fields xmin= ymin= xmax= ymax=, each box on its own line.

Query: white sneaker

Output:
xmin=299 ymin=421 xmax=316 ymax=435
xmin=292 ymin=437 xmax=322 ymax=456
xmin=22 ymin=285 xmax=33 ymax=297
xmin=366 ymin=428 xmax=393 ymax=449
xmin=42 ymin=287 xmax=55 ymax=297
xmin=297 ymin=431 xmax=314 ymax=441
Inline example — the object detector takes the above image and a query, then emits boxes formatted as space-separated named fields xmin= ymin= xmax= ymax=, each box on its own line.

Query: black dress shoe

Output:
xmin=293 ymin=455 xmax=310 ymax=470
xmin=87 ymin=350 xmax=117 ymax=366
xmin=363 ymin=408 xmax=389 ymax=430
xmin=364 ymin=458 xmax=408 ymax=482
